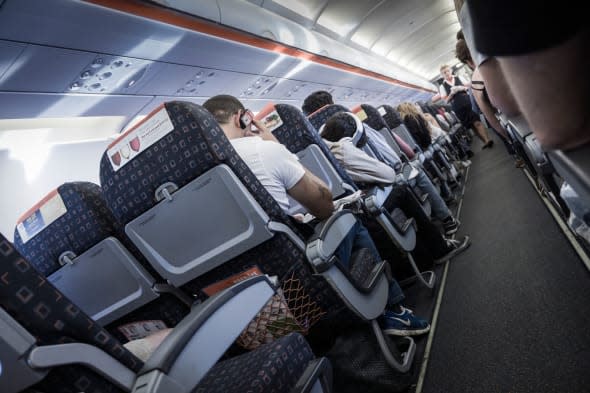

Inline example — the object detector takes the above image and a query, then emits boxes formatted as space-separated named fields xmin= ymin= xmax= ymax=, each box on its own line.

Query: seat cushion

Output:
xmin=195 ymin=332 xmax=315 ymax=393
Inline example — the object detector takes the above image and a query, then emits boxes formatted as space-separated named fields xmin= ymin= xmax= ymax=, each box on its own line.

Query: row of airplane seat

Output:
xmin=1 ymin=98 xmax=470 ymax=392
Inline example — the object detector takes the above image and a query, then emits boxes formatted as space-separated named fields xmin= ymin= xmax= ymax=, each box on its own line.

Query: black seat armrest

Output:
xmin=136 ymin=276 xmax=275 ymax=391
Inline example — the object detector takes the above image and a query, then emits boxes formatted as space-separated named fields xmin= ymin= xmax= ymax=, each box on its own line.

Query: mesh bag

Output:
xmin=237 ymin=272 xmax=326 ymax=350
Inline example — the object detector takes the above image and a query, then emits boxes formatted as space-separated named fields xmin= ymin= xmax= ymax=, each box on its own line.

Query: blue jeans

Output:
xmin=413 ymin=169 xmax=452 ymax=221
xmin=334 ymin=220 xmax=404 ymax=306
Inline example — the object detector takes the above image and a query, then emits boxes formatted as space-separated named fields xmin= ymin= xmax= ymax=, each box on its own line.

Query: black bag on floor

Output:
xmin=327 ymin=326 xmax=416 ymax=393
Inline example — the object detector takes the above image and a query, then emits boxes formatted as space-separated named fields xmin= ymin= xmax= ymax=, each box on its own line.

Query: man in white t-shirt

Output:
xmin=203 ymin=95 xmax=431 ymax=337
xmin=203 ymin=95 xmax=333 ymax=220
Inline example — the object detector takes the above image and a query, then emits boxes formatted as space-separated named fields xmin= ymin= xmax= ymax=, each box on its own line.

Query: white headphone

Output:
xmin=319 ymin=111 xmax=366 ymax=146
xmin=343 ymin=111 xmax=365 ymax=146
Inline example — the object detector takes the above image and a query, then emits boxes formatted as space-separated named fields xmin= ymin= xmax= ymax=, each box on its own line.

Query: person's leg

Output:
xmin=335 ymin=220 xmax=406 ymax=306
xmin=473 ymin=120 xmax=493 ymax=147
xmin=385 ymin=186 xmax=449 ymax=258
xmin=414 ymin=169 xmax=452 ymax=221
xmin=423 ymin=160 xmax=453 ymax=200
xmin=337 ymin=219 xmax=432 ymax=336
xmin=385 ymin=185 xmax=470 ymax=263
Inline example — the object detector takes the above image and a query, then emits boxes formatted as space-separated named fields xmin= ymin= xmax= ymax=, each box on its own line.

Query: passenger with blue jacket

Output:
xmin=321 ymin=112 xmax=471 ymax=268
xmin=204 ymin=94 xmax=431 ymax=337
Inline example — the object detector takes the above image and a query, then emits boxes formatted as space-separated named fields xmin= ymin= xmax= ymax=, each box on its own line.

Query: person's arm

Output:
xmin=332 ymin=141 xmax=397 ymax=185
xmin=497 ymin=31 xmax=590 ymax=149
xmin=471 ymin=68 xmax=509 ymax=139
xmin=457 ymin=75 xmax=471 ymax=89
xmin=478 ymin=58 xmax=520 ymax=116
xmin=262 ymin=141 xmax=332 ymax=219
xmin=438 ymin=85 xmax=452 ymax=103
xmin=247 ymin=116 xmax=279 ymax=143
xmin=287 ymin=170 xmax=334 ymax=219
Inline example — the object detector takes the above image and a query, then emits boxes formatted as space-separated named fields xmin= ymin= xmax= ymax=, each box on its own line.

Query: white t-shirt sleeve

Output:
xmin=263 ymin=142 xmax=306 ymax=190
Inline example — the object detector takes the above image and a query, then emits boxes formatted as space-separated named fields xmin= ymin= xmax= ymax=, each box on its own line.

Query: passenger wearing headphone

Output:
xmin=203 ymin=94 xmax=432 ymax=337
xmin=321 ymin=111 xmax=471 ymax=267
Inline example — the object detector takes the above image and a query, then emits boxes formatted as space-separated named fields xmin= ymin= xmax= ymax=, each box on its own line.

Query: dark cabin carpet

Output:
xmin=420 ymin=136 xmax=590 ymax=392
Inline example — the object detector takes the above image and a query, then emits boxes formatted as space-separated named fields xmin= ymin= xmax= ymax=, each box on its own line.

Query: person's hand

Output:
xmin=249 ymin=116 xmax=279 ymax=142
xmin=292 ymin=213 xmax=305 ymax=222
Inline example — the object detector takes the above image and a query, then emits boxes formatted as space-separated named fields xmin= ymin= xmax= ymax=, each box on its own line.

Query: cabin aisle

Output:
xmin=421 ymin=137 xmax=590 ymax=392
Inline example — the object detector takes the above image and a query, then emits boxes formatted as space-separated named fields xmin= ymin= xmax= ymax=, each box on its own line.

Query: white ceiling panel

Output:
xmin=268 ymin=0 xmax=328 ymax=21
xmin=316 ymin=0 xmax=383 ymax=37
xmin=238 ymin=0 xmax=460 ymax=80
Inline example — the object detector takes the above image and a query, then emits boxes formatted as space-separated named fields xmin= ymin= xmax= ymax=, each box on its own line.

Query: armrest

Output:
xmin=305 ymin=211 xmax=357 ymax=273
xmin=291 ymin=357 xmax=333 ymax=393
xmin=29 ymin=343 xmax=136 ymax=391
xmin=548 ymin=146 xmax=590 ymax=203
xmin=304 ymin=211 xmax=389 ymax=320
xmin=361 ymin=185 xmax=393 ymax=215
xmin=0 ymin=308 xmax=48 ymax=393
xmin=136 ymin=276 xmax=275 ymax=392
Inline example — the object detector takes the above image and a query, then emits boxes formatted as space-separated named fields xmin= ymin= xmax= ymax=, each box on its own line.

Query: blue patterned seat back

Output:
xmin=197 ymin=333 xmax=315 ymax=393
xmin=100 ymin=102 xmax=293 ymax=230
xmin=13 ymin=182 xmax=188 ymax=343
xmin=13 ymin=182 xmax=119 ymax=277
xmin=379 ymin=105 xmax=403 ymax=129
xmin=358 ymin=104 xmax=391 ymax=132
xmin=0 ymin=233 xmax=142 ymax=393
xmin=308 ymin=103 xmax=350 ymax=131
xmin=99 ymin=101 xmax=340 ymax=319
xmin=1 ymin=235 xmax=320 ymax=393
xmin=258 ymin=103 xmax=357 ymax=191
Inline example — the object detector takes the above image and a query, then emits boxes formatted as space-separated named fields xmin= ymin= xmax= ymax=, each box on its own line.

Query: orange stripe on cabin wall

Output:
xmin=86 ymin=0 xmax=435 ymax=94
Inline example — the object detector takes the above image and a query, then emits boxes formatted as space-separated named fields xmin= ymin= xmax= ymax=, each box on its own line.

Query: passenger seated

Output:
xmin=302 ymin=90 xmax=334 ymax=116
xmin=203 ymin=94 xmax=430 ymax=336
xmin=358 ymin=109 xmax=462 ymax=233
xmin=303 ymin=92 xmax=460 ymax=227
xmin=420 ymin=108 xmax=472 ymax=169
xmin=321 ymin=111 xmax=471 ymax=267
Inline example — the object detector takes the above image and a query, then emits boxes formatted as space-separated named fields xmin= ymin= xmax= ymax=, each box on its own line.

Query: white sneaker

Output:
xmin=461 ymin=160 xmax=472 ymax=168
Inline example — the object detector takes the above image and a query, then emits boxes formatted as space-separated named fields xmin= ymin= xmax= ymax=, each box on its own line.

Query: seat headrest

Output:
xmin=13 ymin=182 xmax=120 ymax=276
xmin=377 ymin=105 xmax=403 ymax=129
xmin=307 ymin=104 xmax=350 ymax=131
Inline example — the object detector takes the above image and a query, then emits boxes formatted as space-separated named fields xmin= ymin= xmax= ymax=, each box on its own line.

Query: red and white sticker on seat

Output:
xmin=107 ymin=105 xmax=174 ymax=171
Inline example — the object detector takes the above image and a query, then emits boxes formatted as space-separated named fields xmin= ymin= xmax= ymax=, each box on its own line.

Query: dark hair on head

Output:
xmin=456 ymin=29 xmax=464 ymax=40
xmin=301 ymin=90 xmax=334 ymax=115
xmin=321 ymin=112 xmax=357 ymax=142
xmin=202 ymin=94 xmax=244 ymax=124
xmin=455 ymin=38 xmax=473 ymax=66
